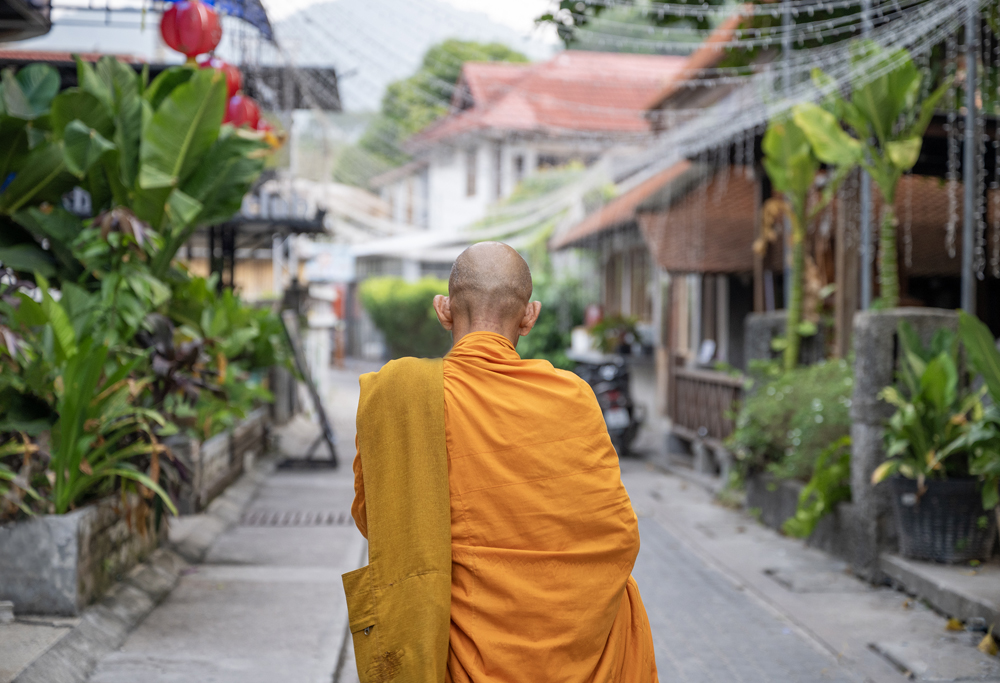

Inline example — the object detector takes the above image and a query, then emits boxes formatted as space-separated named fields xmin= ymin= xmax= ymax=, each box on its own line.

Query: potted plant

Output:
xmin=872 ymin=323 xmax=995 ymax=563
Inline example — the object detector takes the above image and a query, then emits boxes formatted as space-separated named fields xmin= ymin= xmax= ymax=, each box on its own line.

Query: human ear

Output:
xmin=433 ymin=295 xmax=454 ymax=331
xmin=518 ymin=301 xmax=542 ymax=337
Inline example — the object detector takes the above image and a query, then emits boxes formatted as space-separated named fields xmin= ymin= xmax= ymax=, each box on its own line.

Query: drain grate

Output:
xmin=240 ymin=509 xmax=353 ymax=527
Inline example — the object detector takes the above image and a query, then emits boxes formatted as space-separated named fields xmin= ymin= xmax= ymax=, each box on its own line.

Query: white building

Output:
xmin=369 ymin=51 xmax=690 ymax=238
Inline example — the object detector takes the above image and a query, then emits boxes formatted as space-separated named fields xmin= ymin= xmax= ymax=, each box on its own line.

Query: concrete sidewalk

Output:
xmin=84 ymin=363 xmax=371 ymax=683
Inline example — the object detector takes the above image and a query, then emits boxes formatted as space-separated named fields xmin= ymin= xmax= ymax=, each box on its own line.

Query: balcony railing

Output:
xmin=668 ymin=355 xmax=745 ymax=446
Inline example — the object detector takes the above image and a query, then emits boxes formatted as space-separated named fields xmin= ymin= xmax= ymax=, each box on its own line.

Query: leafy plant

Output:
xmin=783 ymin=436 xmax=852 ymax=538
xmin=958 ymin=312 xmax=1000 ymax=508
xmin=590 ymin=314 xmax=640 ymax=354
xmin=872 ymin=323 xmax=979 ymax=487
xmin=359 ymin=277 xmax=451 ymax=358
xmin=794 ymin=41 xmax=951 ymax=307
xmin=517 ymin=273 xmax=587 ymax=369
xmin=762 ymin=115 xmax=849 ymax=371
xmin=728 ymin=358 xmax=853 ymax=482
xmin=0 ymin=57 xmax=269 ymax=285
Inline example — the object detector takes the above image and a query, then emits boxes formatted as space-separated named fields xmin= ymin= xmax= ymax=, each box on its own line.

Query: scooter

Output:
xmin=567 ymin=351 xmax=644 ymax=457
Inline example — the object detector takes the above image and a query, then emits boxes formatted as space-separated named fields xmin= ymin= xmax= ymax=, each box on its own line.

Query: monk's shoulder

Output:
xmin=360 ymin=357 xmax=443 ymax=398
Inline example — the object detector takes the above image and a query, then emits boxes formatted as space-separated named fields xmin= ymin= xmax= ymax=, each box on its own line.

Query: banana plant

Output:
xmin=793 ymin=41 xmax=951 ymax=307
xmin=0 ymin=57 xmax=269 ymax=283
xmin=762 ymin=117 xmax=851 ymax=370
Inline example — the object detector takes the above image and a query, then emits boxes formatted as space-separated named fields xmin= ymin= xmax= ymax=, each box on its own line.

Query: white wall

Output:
xmin=380 ymin=138 xmax=550 ymax=233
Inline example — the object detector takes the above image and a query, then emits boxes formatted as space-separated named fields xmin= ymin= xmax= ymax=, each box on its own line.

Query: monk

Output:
xmin=351 ymin=242 xmax=657 ymax=682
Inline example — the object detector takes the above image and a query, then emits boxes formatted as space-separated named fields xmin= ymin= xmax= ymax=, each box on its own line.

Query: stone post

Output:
xmin=743 ymin=311 xmax=826 ymax=367
xmin=849 ymin=308 xmax=958 ymax=580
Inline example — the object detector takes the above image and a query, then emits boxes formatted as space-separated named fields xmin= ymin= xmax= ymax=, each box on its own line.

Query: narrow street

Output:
xmin=72 ymin=361 xmax=994 ymax=683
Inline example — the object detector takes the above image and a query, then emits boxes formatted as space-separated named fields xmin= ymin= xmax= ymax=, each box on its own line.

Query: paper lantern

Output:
xmin=161 ymin=1 xmax=222 ymax=59
xmin=200 ymin=57 xmax=242 ymax=98
xmin=224 ymin=95 xmax=260 ymax=129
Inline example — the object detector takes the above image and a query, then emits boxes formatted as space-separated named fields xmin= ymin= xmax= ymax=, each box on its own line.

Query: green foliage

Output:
xmin=359 ymin=277 xmax=451 ymax=359
xmin=783 ymin=436 xmax=852 ymax=538
xmin=336 ymin=40 xmax=527 ymax=185
xmin=0 ymin=56 xmax=283 ymax=522
xmin=794 ymin=42 xmax=951 ymax=307
xmin=872 ymin=322 xmax=979 ymax=486
xmin=0 ymin=57 xmax=269 ymax=283
xmin=517 ymin=274 xmax=587 ymax=370
xmin=957 ymin=312 xmax=1000 ymax=508
xmin=727 ymin=359 xmax=854 ymax=482
xmin=590 ymin=314 xmax=640 ymax=354
xmin=762 ymin=117 xmax=829 ymax=371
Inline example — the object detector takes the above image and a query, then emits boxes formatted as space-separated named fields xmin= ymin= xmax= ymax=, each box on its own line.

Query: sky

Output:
xmin=263 ymin=0 xmax=556 ymax=40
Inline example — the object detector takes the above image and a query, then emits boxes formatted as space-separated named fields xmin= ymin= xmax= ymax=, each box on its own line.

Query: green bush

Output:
xmin=517 ymin=274 xmax=587 ymax=370
xmin=359 ymin=277 xmax=451 ymax=358
xmin=727 ymin=358 xmax=854 ymax=482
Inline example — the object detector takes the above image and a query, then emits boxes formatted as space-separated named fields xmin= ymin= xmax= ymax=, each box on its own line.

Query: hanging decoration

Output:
xmin=225 ymin=94 xmax=261 ymax=129
xmin=946 ymin=32 xmax=959 ymax=259
xmin=200 ymin=57 xmax=243 ymax=98
xmin=160 ymin=1 xmax=223 ymax=60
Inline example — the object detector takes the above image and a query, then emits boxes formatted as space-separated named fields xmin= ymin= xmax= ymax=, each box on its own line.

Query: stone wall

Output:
xmin=744 ymin=311 xmax=827 ymax=367
xmin=170 ymin=408 xmax=269 ymax=514
xmin=0 ymin=495 xmax=161 ymax=616
xmin=850 ymin=308 xmax=959 ymax=580
xmin=745 ymin=475 xmax=861 ymax=564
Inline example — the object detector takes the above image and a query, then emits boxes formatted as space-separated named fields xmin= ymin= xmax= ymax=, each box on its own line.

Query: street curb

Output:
xmin=881 ymin=552 xmax=1000 ymax=628
xmin=10 ymin=459 xmax=272 ymax=683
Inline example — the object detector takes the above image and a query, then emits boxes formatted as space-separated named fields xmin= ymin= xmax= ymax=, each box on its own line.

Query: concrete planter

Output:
xmin=744 ymin=311 xmax=827 ymax=367
xmin=850 ymin=308 xmax=959 ymax=580
xmin=0 ymin=495 xmax=162 ymax=616
xmin=746 ymin=474 xmax=861 ymax=564
xmin=169 ymin=407 xmax=269 ymax=514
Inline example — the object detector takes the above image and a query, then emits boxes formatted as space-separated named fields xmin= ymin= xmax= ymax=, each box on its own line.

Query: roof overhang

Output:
xmin=0 ymin=0 xmax=50 ymax=43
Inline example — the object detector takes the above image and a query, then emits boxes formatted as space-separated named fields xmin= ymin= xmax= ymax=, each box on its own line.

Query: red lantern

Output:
xmin=161 ymin=1 xmax=222 ymax=59
xmin=225 ymin=95 xmax=260 ymax=129
xmin=199 ymin=57 xmax=242 ymax=98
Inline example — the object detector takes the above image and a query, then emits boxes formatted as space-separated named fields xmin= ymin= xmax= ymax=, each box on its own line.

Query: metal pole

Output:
xmin=962 ymin=0 xmax=978 ymax=313
xmin=782 ymin=0 xmax=793 ymax=307
xmin=859 ymin=0 xmax=873 ymax=309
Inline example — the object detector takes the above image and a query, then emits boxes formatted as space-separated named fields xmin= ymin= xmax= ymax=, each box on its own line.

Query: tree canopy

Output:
xmin=333 ymin=39 xmax=528 ymax=186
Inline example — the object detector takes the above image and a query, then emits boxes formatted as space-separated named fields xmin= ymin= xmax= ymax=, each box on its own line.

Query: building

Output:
xmin=369 ymin=51 xmax=690 ymax=235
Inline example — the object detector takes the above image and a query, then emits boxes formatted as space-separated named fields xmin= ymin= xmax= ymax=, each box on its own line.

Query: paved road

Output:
xmin=633 ymin=517 xmax=855 ymax=682
xmin=84 ymin=362 xmax=859 ymax=683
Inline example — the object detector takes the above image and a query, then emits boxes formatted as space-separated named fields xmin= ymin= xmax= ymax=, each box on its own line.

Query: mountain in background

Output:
xmin=276 ymin=0 xmax=553 ymax=112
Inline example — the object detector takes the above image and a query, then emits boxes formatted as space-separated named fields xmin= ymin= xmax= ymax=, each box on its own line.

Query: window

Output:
xmin=494 ymin=145 xmax=503 ymax=199
xmin=406 ymin=176 xmax=414 ymax=225
xmin=465 ymin=148 xmax=477 ymax=197
xmin=513 ymin=155 xmax=525 ymax=185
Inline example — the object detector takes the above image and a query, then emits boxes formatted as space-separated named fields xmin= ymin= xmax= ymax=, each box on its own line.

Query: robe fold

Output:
xmin=353 ymin=331 xmax=657 ymax=683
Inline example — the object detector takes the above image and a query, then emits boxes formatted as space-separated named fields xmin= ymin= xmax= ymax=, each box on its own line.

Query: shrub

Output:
xmin=517 ymin=274 xmax=587 ymax=370
xmin=727 ymin=358 xmax=854 ymax=482
xmin=359 ymin=277 xmax=451 ymax=359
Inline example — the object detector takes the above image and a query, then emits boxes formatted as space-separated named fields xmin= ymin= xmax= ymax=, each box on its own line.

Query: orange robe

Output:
xmin=353 ymin=331 xmax=657 ymax=682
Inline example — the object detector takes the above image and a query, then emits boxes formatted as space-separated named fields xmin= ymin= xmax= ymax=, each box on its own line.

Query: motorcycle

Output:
xmin=567 ymin=350 xmax=644 ymax=457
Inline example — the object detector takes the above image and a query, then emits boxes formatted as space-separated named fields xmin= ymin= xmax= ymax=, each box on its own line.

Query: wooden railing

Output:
xmin=668 ymin=357 xmax=745 ymax=446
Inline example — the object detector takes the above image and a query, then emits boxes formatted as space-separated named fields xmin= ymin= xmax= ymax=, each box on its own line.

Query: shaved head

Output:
xmin=448 ymin=242 xmax=533 ymax=324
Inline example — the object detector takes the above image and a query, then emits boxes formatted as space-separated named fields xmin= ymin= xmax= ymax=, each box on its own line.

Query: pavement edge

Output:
xmin=10 ymin=460 xmax=273 ymax=683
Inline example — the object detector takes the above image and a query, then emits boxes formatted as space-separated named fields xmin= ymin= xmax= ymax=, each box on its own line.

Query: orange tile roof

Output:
xmin=408 ymin=51 xmax=688 ymax=150
xmin=645 ymin=10 xmax=749 ymax=112
xmin=0 ymin=49 xmax=143 ymax=64
xmin=639 ymin=169 xmax=759 ymax=274
xmin=551 ymin=160 xmax=692 ymax=249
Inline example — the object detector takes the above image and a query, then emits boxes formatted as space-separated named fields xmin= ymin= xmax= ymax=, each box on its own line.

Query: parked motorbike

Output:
xmin=568 ymin=351 xmax=644 ymax=457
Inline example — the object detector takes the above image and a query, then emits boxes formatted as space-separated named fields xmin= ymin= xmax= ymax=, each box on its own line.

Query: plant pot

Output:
xmin=0 ymin=495 xmax=162 ymax=615
xmin=168 ymin=407 xmax=269 ymax=514
xmin=889 ymin=477 xmax=996 ymax=563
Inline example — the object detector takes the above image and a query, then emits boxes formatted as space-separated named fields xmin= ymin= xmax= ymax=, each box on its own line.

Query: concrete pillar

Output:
xmin=849 ymin=308 xmax=959 ymax=580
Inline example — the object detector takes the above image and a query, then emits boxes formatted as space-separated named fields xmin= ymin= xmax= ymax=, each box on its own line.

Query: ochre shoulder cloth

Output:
xmin=342 ymin=357 xmax=451 ymax=683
